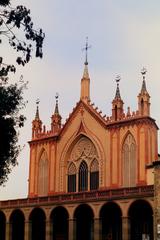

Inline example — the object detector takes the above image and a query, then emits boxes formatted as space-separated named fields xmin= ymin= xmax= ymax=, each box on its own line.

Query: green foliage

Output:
xmin=0 ymin=3 xmax=45 ymax=77
xmin=0 ymin=79 xmax=27 ymax=185
xmin=0 ymin=0 xmax=44 ymax=184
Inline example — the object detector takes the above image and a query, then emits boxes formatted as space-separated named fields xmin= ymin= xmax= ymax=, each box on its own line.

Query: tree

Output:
xmin=0 ymin=0 xmax=45 ymax=184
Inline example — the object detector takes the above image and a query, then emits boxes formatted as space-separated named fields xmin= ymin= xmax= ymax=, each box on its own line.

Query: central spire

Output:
xmin=81 ymin=37 xmax=91 ymax=102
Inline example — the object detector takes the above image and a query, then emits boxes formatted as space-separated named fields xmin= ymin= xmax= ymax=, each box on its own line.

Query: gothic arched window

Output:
xmin=68 ymin=136 xmax=100 ymax=193
xmin=68 ymin=163 xmax=76 ymax=192
xmin=122 ymin=133 xmax=136 ymax=187
xmin=90 ymin=159 xmax=99 ymax=190
xmin=38 ymin=151 xmax=48 ymax=196
xmin=79 ymin=161 xmax=88 ymax=192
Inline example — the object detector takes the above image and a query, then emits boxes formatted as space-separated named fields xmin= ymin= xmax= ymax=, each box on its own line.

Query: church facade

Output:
xmin=0 ymin=57 xmax=159 ymax=240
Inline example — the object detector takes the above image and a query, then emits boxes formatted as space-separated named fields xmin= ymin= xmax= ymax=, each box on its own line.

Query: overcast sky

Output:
xmin=0 ymin=0 xmax=160 ymax=200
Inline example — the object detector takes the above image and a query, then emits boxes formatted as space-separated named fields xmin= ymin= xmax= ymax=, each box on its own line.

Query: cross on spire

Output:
xmin=82 ymin=37 xmax=91 ymax=65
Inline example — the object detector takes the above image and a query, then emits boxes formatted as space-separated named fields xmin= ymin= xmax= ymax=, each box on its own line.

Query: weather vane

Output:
xmin=141 ymin=67 xmax=147 ymax=80
xmin=115 ymin=75 xmax=121 ymax=85
xmin=36 ymin=98 xmax=40 ymax=105
xmin=82 ymin=37 xmax=91 ymax=65
xmin=55 ymin=92 xmax=59 ymax=103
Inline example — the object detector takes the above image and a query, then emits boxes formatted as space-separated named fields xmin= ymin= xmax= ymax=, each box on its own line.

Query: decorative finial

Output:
xmin=141 ymin=67 xmax=147 ymax=93
xmin=141 ymin=67 xmax=147 ymax=81
xmin=35 ymin=98 xmax=40 ymax=120
xmin=115 ymin=75 xmax=121 ymax=99
xmin=55 ymin=92 xmax=59 ymax=102
xmin=116 ymin=75 xmax=121 ymax=85
xmin=54 ymin=92 xmax=59 ymax=115
xmin=82 ymin=37 xmax=91 ymax=65
xmin=36 ymin=98 xmax=40 ymax=105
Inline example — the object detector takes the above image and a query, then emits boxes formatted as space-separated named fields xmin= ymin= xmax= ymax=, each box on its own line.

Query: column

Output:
xmin=24 ymin=221 xmax=31 ymax=240
xmin=5 ymin=222 xmax=11 ymax=240
xmin=122 ymin=217 xmax=130 ymax=240
xmin=93 ymin=218 xmax=101 ymax=240
xmin=46 ymin=219 xmax=52 ymax=240
xmin=68 ymin=218 xmax=76 ymax=240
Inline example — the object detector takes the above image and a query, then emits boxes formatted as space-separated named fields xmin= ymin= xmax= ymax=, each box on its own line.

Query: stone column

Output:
xmin=5 ymin=222 xmax=11 ymax=240
xmin=68 ymin=218 xmax=76 ymax=240
xmin=24 ymin=221 xmax=31 ymax=240
xmin=46 ymin=219 xmax=52 ymax=240
xmin=122 ymin=217 xmax=130 ymax=240
xmin=93 ymin=218 xmax=101 ymax=240
xmin=153 ymin=160 xmax=160 ymax=240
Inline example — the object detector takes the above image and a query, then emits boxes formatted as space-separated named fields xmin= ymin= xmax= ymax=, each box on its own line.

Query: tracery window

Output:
xmin=79 ymin=161 xmax=88 ymax=191
xmin=38 ymin=151 xmax=48 ymax=196
xmin=68 ymin=163 xmax=76 ymax=192
xmin=90 ymin=159 xmax=99 ymax=190
xmin=67 ymin=136 xmax=100 ymax=192
xmin=122 ymin=133 xmax=136 ymax=187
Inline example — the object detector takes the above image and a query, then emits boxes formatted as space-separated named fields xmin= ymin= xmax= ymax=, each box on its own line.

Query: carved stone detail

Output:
xmin=70 ymin=137 xmax=98 ymax=163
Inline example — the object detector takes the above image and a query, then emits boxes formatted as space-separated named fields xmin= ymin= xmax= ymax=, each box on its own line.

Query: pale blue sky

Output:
xmin=0 ymin=0 xmax=160 ymax=199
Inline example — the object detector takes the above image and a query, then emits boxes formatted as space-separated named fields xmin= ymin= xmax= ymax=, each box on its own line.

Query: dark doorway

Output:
xmin=29 ymin=208 xmax=46 ymax=240
xmin=129 ymin=200 xmax=153 ymax=240
xmin=100 ymin=202 xmax=122 ymax=240
xmin=74 ymin=204 xmax=94 ymax=240
xmin=51 ymin=206 xmax=69 ymax=240
xmin=10 ymin=209 xmax=24 ymax=240
xmin=0 ymin=211 xmax=6 ymax=240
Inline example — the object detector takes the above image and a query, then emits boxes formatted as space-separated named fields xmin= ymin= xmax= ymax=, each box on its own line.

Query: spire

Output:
xmin=35 ymin=99 xmax=40 ymax=120
xmin=112 ymin=75 xmax=124 ymax=121
xmin=51 ymin=93 xmax=62 ymax=133
xmin=81 ymin=37 xmax=91 ymax=102
xmin=115 ymin=75 xmax=121 ymax=99
xmin=32 ymin=99 xmax=42 ymax=139
xmin=138 ymin=67 xmax=150 ymax=116
xmin=141 ymin=67 xmax=147 ymax=93
xmin=54 ymin=93 xmax=59 ymax=115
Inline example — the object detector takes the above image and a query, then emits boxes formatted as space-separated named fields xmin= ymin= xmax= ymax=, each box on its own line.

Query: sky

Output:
xmin=0 ymin=0 xmax=160 ymax=200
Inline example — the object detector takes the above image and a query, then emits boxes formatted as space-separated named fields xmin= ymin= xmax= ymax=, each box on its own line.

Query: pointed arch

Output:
xmin=38 ymin=150 xmax=48 ymax=196
xmin=79 ymin=161 xmax=88 ymax=191
xmin=68 ymin=162 xmax=76 ymax=192
xmin=60 ymin=128 xmax=105 ymax=192
xmin=122 ymin=132 xmax=136 ymax=187
xmin=90 ymin=159 xmax=99 ymax=190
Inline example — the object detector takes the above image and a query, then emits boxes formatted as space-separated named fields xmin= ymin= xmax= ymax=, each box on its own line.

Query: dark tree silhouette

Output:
xmin=0 ymin=0 xmax=45 ymax=184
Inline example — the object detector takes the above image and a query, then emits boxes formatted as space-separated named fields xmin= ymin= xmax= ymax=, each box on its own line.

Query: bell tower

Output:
xmin=138 ymin=67 xmax=150 ymax=116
